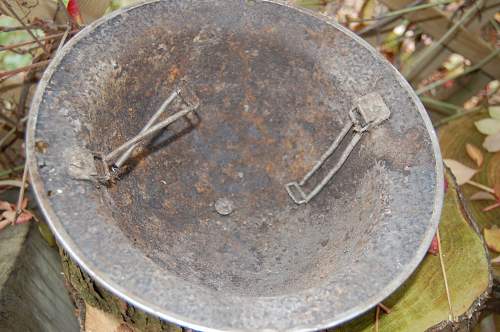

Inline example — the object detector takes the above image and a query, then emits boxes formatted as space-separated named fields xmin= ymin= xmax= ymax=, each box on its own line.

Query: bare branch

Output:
xmin=0 ymin=0 xmax=50 ymax=56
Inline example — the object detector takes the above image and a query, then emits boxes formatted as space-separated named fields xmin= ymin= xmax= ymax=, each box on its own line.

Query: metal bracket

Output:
xmin=285 ymin=93 xmax=390 ymax=205
xmin=94 ymin=83 xmax=200 ymax=183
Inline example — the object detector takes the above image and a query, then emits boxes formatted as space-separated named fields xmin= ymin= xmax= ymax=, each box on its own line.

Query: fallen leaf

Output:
xmin=484 ymin=227 xmax=500 ymax=253
xmin=443 ymin=159 xmax=477 ymax=185
xmin=443 ymin=53 xmax=463 ymax=69
xmin=492 ymin=255 xmax=500 ymax=265
xmin=16 ymin=211 xmax=34 ymax=224
xmin=483 ymin=132 xmax=500 ymax=152
xmin=0 ymin=201 xmax=11 ymax=210
xmin=428 ymin=234 xmax=439 ymax=255
xmin=359 ymin=0 xmax=376 ymax=24
xmin=67 ymin=0 xmax=83 ymax=25
xmin=0 ymin=198 xmax=33 ymax=227
xmin=474 ymin=118 xmax=500 ymax=135
xmin=470 ymin=191 xmax=496 ymax=201
xmin=489 ymin=106 xmax=500 ymax=120
xmin=2 ymin=210 xmax=15 ymax=223
xmin=0 ymin=219 xmax=11 ymax=231
xmin=465 ymin=143 xmax=483 ymax=167
xmin=38 ymin=223 xmax=56 ymax=247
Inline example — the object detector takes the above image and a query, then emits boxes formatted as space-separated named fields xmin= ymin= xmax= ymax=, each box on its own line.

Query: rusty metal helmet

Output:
xmin=27 ymin=1 xmax=443 ymax=331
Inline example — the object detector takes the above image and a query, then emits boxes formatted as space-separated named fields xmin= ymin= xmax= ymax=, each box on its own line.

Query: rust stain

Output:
xmin=265 ymin=162 xmax=274 ymax=175
xmin=223 ymin=95 xmax=231 ymax=108
xmin=195 ymin=180 xmax=210 ymax=194
xmin=262 ymin=26 xmax=276 ymax=34
xmin=245 ymin=89 xmax=257 ymax=104
xmin=168 ymin=65 xmax=181 ymax=83
xmin=305 ymin=27 xmax=337 ymax=49
xmin=163 ymin=199 xmax=175 ymax=212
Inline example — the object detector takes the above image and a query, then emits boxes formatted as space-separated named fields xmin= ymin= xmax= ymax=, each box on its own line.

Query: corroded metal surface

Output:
xmin=27 ymin=1 xmax=444 ymax=331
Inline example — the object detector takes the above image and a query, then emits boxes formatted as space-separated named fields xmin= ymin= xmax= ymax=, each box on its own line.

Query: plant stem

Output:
xmin=420 ymin=96 xmax=462 ymax=115
xmin=436 ymin=228 xmax=454 ymax=321
xmin=467 ymin=180 xmax=495 ymax=194
xmin=433 ymin=107 xmax=484 ymax=127
xmin=0 ymin=60 xmax=50 ymax=81
xmin=0 ymin=165 xmax=24 ymax=178
xmin=417 ymin=48 xmax=500 ymax=95
xmin=378 ymin=303 xmax=391 ymax=314
xmin=351 ymin=0 xmax=453 ymax=22
xmin=0 ymin=30 xmax=77 ymax=52
xmin=0 ymin=0 xmax=50 ymax=56
xmin=358 ymin=0 xmax=425 ymax=36
xmin=404 ymin=0 xmax=485 ymax=80
xmin=0 ymin=179 xmax=23 ymax=187
xmin=13 ymin=161 xmax=28 ymax=225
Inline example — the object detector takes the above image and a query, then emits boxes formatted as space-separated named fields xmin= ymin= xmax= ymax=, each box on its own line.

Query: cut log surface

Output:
xmin=333 ymin=171 xmax=491 ymax=331
xmin=0 ymin=223 xmax=79 ymax=332
xmin=439 ymin=112 xmax=500 ymax=278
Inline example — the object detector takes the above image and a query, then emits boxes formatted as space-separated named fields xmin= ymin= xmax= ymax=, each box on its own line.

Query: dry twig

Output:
xmin=437 ymin=228 xmax=454 ymax=321
xmin=0 ymin=0 xmax=50 ymax=56
xmin=0 ymin=60 xmax=50 ymax=81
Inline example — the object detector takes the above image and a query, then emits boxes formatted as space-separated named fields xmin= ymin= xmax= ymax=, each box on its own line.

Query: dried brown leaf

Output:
xmin=475 ymin=118 xmax=500 ymax=135
xmin=0 ymin=198 xmax=33 ymax=226
xmin=492 ymin=255 xmax=500 ymax=265
xmin=465 ymin=143 xmax=483 ymax=167
xmin=427 ymin=234 xmax=439 ymax=255
xmin=470 ymin=191 xmax=496 ymax=201
xmin=2 ymin=210 xmax=15 ymax=223
xmin=359 ymin=0 xmax=376 ymax=24
xmin=484 ymin=227 xmax=500 ymax=253
xmin=483 ymin=132 xmax=500 ymax=153
xmin=0 ymin=201 xmax=12 ymax=210
xmin=16 ymin=211 xmax=34 ymax=224
xmin=443 ymin=159 xmax=477 ymax=185
xmin=0 ymin=219 xmax=11 ymax=231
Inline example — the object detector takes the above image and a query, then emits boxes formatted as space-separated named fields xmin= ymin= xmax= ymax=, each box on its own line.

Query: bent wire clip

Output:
xmin=285 ymin=93 xmax=391 ymax=205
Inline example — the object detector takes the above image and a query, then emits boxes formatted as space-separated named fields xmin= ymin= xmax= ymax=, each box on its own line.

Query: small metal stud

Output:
xmin=215 ymin=198 xmax=234 ymax=216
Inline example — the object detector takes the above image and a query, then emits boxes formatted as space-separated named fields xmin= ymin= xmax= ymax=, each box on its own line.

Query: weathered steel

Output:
xmin=26 ymin=1 xmax=444 ymax=331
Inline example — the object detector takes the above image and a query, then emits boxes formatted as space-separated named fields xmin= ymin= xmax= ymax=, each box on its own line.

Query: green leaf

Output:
xmin=489 ymin=106 xmax=500 ymax=120
xmin=3 ymin=53 xmax=32 ymax=71
xmin=360 ymin=0 xmax=376 ymax=20
xmin=475 ymin=118 xmax=500 ymax=135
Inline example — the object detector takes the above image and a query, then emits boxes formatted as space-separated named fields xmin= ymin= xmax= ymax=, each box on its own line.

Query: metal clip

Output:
xmin=95 ymin=84 xmax=200 ymax=183
xmin=285 ymin=93 xmax=390 ymax=205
